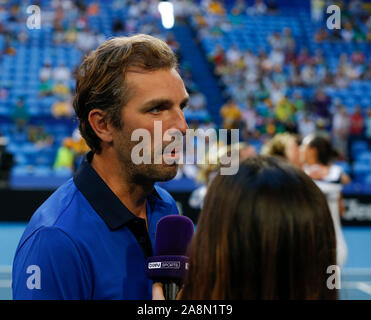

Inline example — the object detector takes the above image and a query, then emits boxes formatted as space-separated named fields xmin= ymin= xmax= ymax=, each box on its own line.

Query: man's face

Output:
xmin=112 ymin=68 xmax=189 ymax=184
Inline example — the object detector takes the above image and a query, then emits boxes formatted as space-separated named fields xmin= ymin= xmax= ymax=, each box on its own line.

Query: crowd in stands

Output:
xmin=0 ymin=0 xmax=209 ymax=177
xmin=0 ymin=0 xmax=370 ymax=190
xmin=313 ymin=0 xmax=371 ymax=42
xmin=192 ymin=0 xmax=371 ymax=168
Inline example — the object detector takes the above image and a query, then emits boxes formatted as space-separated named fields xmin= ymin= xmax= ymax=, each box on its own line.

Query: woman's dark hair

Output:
xmin=181 ymin=156 xmax=337 ymax=299
xmin=306 ymin=134 xmax=339 ymax=165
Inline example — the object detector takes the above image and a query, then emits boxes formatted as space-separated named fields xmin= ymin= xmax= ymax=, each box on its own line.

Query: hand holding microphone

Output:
xmin=146 ymin=215 xmax=194 ymax=300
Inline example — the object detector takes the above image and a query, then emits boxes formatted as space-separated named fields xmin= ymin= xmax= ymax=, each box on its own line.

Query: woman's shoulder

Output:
xmin=324 ymin=164 xmax=343 ymax=183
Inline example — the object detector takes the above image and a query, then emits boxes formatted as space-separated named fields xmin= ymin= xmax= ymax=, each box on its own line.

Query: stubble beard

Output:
xmin=114 ymin=130 xmax=179 ymax=186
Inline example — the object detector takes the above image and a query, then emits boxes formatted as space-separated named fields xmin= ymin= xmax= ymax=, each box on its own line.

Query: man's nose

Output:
xmin=173 ymin=107 xmax=189 ymax=136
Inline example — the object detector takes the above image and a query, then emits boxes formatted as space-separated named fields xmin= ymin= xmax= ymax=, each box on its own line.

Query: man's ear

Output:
xmin=88 ymin=109 xmax=114 ymax=144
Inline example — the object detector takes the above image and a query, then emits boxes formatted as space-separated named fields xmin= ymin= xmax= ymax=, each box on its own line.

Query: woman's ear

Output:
xmin=88 ymin=109 xmax=114 ymax=144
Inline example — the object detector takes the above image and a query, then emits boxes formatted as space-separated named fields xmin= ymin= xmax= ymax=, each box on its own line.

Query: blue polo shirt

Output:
xmin=12 ymin=152 xmax=179 ymax=300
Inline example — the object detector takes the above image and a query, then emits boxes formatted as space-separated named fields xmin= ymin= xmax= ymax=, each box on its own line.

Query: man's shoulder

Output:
xmin=17 ymin=178 xmax=81 ymax=249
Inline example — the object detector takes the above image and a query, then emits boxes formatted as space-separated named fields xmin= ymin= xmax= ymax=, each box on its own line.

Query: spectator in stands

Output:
xmin=349 ymin=105 xmax=365 ymax=139
xmin=300 ymin=62 xmax=317 ymax=86
xmin=310 ymin=0 xmax=325 ymax=23
xmin=165 ymin=32 xmax=180 ymax=57
xmin=12 ymin=97 xmax=29 ymax=133
xmin=209 ymin=44 xmax=225 ymax=67
xmin=351 ymin=51 xmax=366 ymax=65
xmin=177 ymin=156 xmax=337 ymax=299
xmin=292 ymin=91 xmax=306 ymax=114
xmin=53 ymin=63 xmax=72 ymax=84
xmin=3 ymin=39 xmax=16 ymax=56
xmin=231 ymin=0 xmax=247 ymax=16
xmin=51 ymin=98 xmax=74 ymax=119
xmin=233 ymin=82 xmax=250 ymax=104
xmin=53 ymin=137 xmax=75 ymax=171
xmin=275 ymin=96 xmax=295 ymax=126
xmin=242 ymin=102 xmax=257 ymax=135
xmin=297 ymin=48 xmax=312 ymax=66
xmin=282 ymin=27 xmax=296 ymax=52
xmin=71 ymin=127 xmax=90 ymax=169
xmin=314 ymin=28 xmax=328 ymax=42
xmin=267 ymin=31 xmax=284 ymax=51
xmin=334 ymin=67 xmax=350 ymax=89
xmin=207 ymin=1 xmax=226 ymax=15
xmin=76 ymin=27 xmax=98 ymax=54
xmin=39 ymin=63 xmax=53 ymax=82
xmin=39 ymin=78 xmax=54 ymax=97
xmin=298 ymin=113 xmax=316 ymax=139
xmin=189 ymin=89 xmax=206 ymax=111
xmin=181 ymin=66 xmax=198 ymax=93
xmin=288 ymin=64 xmax=302 ymax=86
xmin=332 ymin=104 xmax=350 ymax=159
xmin=226 ymin=45 xmax=241 ymax=65
xmin=312 ymin=89 xmax=331 ymax=124
xmin=220 ymin=99 xmax=242 ymax=130
xmin=341 ymin=21 xmax=355 ymax=42
xmin=86 ymin=2 xmax=100 ymax=16
xmin=348 ymin=0 xmax=364 ymax=18
xmin=53 ymin=23 xmax=65 ymax=45
xmin=269 ymin=48 xmax=285 ymax=68
xmin=28 ymin=125 xmax=54 ymax=150
xmin=262 ymin=116 xmax=279 ymax=137
xmin=53 ymin=81 xmax=70 ymax=98
xmin=65 ymin=25 xmax=78 ymax=43
xmin=247 ymin=0 xmax=268 ymax=15
xmin=268 ymin=82 xmax=285 ymax=107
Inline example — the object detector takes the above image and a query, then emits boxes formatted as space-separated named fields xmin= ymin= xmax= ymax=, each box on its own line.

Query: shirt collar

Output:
xmin=73 ymin=151 xmax=164 ymax=230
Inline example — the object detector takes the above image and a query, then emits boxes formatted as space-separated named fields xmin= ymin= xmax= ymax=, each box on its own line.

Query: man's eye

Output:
xmin=150 ymin=106 xmax=162 ymax=114
xmin=181 ymin=104 xmax=189 ymax=111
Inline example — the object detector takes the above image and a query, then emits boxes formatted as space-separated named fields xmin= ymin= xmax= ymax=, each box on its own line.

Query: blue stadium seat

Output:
xmin=351 ymin=141 xmax=368 ymax=156
xmin=53 ymin=167 xmax=73 ymax=178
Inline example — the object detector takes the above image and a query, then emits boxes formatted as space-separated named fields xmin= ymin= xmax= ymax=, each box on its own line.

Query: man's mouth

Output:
xmin=163 ymin=147 xmax=181 ymax=158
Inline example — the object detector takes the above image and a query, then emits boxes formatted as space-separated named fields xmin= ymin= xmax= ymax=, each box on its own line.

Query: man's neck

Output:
xmin=90 ymin=150 xmax=154 ymax=221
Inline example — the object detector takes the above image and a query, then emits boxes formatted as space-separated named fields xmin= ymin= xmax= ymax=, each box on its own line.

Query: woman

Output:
xmin=169 ymin=156 xmax=337 ymax=299
xmin=301 ymin=134 xmax=350 ymax=268
xmin=261 ymin=132 xmax=301 ymax=168
xmin=189 ymin=142 xmax=256 ymax=211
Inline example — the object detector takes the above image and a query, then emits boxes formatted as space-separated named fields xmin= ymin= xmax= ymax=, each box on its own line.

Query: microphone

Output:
xmin=147 ymin=215 xmax=194 ymax=300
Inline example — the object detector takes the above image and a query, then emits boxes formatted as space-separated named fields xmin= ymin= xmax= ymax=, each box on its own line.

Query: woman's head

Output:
xmin=181 ymin=156 xmax=337 ymax=299
xmin=196 ymin=142 xmax=255 ymax=185
xmin=301 ymin=134 xmax=338 ymax=166
xmin=261 ymin=133 xmax=301 ymax=167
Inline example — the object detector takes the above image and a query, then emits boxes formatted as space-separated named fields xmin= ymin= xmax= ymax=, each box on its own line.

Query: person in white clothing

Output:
xmin=301 ymin=134 xmax=351 ymax=268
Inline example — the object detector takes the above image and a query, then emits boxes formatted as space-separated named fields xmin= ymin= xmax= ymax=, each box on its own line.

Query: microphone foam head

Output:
xmin=155 ymin=215 xmax=194 ymax=256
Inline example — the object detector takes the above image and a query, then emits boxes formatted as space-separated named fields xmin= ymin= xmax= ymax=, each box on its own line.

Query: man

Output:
xmin=12 ymin=34 xmax=189 ymax=299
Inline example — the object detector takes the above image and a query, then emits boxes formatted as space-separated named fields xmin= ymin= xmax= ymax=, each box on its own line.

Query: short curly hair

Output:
xmin=73 ymin=34 xmax=178 ymax=154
